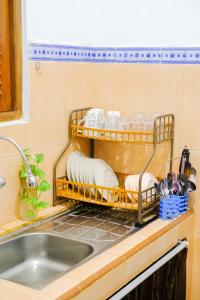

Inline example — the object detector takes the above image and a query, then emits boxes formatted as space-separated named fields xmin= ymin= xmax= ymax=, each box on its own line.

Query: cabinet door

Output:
xmin=109 ymin=241 xmax=188 ymax=300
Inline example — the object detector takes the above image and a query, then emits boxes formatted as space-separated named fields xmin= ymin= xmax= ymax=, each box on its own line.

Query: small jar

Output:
xmin=19 ymin=199 xmax=37 ymax=221
xmin=19 ymin=179 xmax=38 ymax=221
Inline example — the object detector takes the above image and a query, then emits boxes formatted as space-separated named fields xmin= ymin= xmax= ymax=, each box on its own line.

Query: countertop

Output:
xmin=0 ymin=209 xmax=194 ymax=300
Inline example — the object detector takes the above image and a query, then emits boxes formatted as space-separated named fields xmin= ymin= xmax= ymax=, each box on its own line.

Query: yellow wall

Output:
xmin=0 ymin=60 xmax=199 ymax=297
xmin=90 ymin=63 xmax=200 ymax=299
xmin=0 ymin=62 xmax=93 ymax=224
xmin=90 ymin=63 xmax=199 ymax=220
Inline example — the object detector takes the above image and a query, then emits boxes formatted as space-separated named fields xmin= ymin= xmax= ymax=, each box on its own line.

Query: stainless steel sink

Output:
xmin=0 ymin=232 xmax=93 ymax=289
xmin=0 ymin=206 xmax=139 ymax=289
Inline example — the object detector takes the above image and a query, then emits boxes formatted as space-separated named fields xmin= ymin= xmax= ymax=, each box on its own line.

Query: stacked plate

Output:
xmin=66 ymin=151 xmax=119 ymax=201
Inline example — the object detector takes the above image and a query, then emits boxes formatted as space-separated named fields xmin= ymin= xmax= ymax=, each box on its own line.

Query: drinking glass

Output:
xmin=104 ymin=111 xmax=121 ymax=140
xmin=132 ymin=112 xmax=145 ymax=142
xmin=118 ymin=117 xmax=129 ymax=141
xmin=144 ymin=119 xmax=154 ymax=142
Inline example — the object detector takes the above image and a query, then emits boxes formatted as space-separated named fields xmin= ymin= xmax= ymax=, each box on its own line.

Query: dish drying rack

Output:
xmin=53 ymin=107 xmax=174 ymax=224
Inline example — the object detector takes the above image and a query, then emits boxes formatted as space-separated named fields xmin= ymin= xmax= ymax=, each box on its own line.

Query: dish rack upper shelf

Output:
xmin=70 ymin=108 xmax=174 ymax=144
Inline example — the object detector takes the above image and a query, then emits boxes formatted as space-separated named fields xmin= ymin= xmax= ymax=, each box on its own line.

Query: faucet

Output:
xmin=0 ymin=136 xmax=37 ymax=188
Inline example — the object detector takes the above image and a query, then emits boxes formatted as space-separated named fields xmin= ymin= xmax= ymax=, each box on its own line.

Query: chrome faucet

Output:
xmin=0 ymin=136 xmax=37 ymax=188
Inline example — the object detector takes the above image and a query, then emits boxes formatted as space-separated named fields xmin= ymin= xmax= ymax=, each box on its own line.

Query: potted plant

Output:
xmin=19 ymin=149 xmax=51 ymax=220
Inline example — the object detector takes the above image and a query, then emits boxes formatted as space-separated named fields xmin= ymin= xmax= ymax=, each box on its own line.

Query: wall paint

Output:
xmin=26 ymin=0 xmax=200 ymax=47
xmin=89 ymin=63 xmax=200 ymax=299
xmin=0 ymin=62 xmax=93 ymax=224
xmin=0 ymin=60 xmax=198 ymax=299
xmin=1 ymin=2 xmax=199 ymax=298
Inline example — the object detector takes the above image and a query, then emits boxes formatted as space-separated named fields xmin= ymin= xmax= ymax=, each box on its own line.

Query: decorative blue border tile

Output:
xmin=29 ymin=43 xmax=200 ymax=64
xmin=161 ymin=47 xmax=200 ymax=64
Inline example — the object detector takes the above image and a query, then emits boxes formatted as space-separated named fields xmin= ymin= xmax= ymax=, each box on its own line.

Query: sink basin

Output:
xmin=0 ymin=232 xmax=93 ymax=289
xmin=0 ymin=207 xmax=139 ymax=289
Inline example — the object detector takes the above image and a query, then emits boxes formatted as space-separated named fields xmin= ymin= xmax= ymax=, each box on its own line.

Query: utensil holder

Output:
xmin=159 ymin=194 xmax=189 ymax=220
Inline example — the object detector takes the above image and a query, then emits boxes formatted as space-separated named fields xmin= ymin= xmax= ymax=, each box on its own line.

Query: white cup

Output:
xmin=79 ymin=108 xmax=105 ymax=137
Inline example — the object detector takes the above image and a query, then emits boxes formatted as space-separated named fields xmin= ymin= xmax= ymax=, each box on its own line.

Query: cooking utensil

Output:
xmin=188 ymin=167 xmax=197 ymax=185
xmin=182 ymin=180 xmax=196 ymax=194
xmin=179 ymin=146 xmax=191 ymax=179
xmin=167 ymin=172 xmax=173 ymax=195
xmin=177 ymin=173 xmax=187 ymax=185
xmin=179 ymin=154 xmax=186 ymax=175
xmin=172 ymin=180 xmax=181 ymax=195
xmin=164 ymin=178 xmax=169 ymax=197
xmin=156 ymin=178 xmax=170 ymax=198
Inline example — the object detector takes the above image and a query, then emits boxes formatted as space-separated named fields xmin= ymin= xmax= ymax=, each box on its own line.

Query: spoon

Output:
xmin=167 ymin=173 xmax=173 ymax=195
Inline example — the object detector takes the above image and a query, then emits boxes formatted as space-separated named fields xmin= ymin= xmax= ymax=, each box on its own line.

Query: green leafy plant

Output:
xmin=19 ymin=149 xmax=51 ymax=219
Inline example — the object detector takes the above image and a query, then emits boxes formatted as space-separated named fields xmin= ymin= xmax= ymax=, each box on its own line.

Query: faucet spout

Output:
xmin=0 ymin=136 xmax=37 ymax=188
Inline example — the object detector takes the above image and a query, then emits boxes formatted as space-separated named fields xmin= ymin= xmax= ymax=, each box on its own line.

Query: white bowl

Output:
xmin=125 ymin=172 xmax=158 ymax=202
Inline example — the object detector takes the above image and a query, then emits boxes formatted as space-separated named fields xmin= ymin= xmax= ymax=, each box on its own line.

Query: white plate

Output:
xmin=73 ymin=153 xmax=86 ymax=182
xmin=75 ymin=155 xmax=86 ymax=183
xmin=66 ymin=152 xmax=76 ymax=181
xmin=70 ymin=153 xmax=79 ymax=182
xmin=78 ymin=157 xmax=95 ymax=194
xmin=67 ymin=152 xmax=85 ymax=182
xmin=94 ymin=160 xmax=119 ymax=201
xmin=71 ymin=152 xmax=86 ymax=182
xmin=87 ymin=159 xmax=100 ymax=195
xmin=125 ymin=175 xmax=139 ymax=202
xmin=84 ymin=159 xmax=93 ymax=183
xmin=79 ymin=157 xmax=90 ymax=184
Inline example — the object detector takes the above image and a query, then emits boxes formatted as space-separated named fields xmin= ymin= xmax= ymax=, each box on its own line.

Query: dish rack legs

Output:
xmin=138 ymin=143 xmax=157 ymax=223
xmin=138 ymin=114 xmax=174 ymax=223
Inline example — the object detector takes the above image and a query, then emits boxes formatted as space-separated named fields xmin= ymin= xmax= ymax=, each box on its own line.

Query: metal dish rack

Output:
xmin=53 ymin=108 xmax=174 ymax=224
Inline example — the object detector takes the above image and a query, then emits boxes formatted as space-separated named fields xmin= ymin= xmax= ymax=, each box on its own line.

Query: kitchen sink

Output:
xmin=0 ymin=206 xmax=140 ymax=289
xmin=0 ymin=232 xmax=93 ymax=289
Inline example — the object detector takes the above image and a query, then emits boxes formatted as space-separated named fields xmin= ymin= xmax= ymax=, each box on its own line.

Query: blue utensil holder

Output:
xmin=159 ymin=194 xmax=189 ymax=220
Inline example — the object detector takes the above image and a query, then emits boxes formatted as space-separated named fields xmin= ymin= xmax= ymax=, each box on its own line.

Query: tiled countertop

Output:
xmin=0 ymin=204 xmax=72 ymax=237
xmin=0 ymin=209 xmax=194 ymax=300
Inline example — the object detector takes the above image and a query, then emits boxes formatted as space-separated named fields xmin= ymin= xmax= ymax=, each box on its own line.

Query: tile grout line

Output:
xmin=0 ymin=143 xmax=69 ymax=161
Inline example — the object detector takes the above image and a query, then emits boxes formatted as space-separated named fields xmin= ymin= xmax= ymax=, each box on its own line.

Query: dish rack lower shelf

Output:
xmin=56 ymin=177 xmax=159 ymax=213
